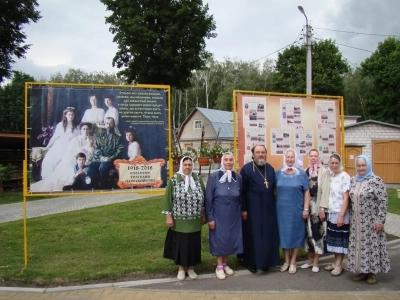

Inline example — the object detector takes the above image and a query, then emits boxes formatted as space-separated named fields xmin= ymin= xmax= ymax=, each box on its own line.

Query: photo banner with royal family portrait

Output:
xmin=27 ymin=84 xmax=169 ymax=194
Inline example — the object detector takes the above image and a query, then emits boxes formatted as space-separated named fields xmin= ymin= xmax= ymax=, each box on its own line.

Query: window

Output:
xmin=194 ymin=120 xmax=202 ymax=129
xmin=184 ymin=143 xmax=193 ymax=151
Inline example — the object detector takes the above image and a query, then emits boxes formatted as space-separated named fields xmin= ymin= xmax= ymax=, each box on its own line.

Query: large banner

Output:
xmin=29 ymin=85 xmax=167 ymax=192
xmin=237 ymin=94 xmax=341 ymax=170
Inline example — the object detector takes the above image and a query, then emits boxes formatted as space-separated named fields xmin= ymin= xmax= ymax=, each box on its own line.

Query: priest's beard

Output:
xmin=254 ymin=157 xmax=266 ymax=167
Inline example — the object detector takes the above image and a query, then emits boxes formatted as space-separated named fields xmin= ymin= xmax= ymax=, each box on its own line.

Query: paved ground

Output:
xmin=1 ymin=189 xmax=399 ymax=299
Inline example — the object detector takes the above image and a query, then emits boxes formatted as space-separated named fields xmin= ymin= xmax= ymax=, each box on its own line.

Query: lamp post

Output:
xmin=298 ymin=5 xmax=312 ymax=95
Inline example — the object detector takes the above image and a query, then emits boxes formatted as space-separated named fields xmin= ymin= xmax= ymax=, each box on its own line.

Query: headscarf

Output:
xmin=355 ymin=155 xmax=375 ymax=182
xmin=177 ymin=156 xmax=196 ymax=191
xmin=281 ymin=148 xmax=301 ymax=175
xmin=308 ymin=149 xmax=322 ymax=178
xmin=219 ymin=152 xmax=236 ymax=183
xmin=328 ymin=153 xmax=343 ymax=176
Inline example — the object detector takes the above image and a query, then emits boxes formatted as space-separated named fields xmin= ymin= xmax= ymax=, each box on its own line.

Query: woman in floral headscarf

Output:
xmin=162 ymin=156 xmax=207 ymax=281
xmin=300 ymin=149 xmax=330 ymax=273
xmin=205 ymin=152 xmax=243 ymax=280
xmin=347 ymin=155 xmax=390 ymax=284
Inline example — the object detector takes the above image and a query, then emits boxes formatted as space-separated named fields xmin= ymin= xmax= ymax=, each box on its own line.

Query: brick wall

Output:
xmin=345 ymin=123 xmax=400 ymax=158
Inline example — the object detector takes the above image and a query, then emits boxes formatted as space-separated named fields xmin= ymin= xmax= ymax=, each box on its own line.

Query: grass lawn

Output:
xmin=0 ymin=191 xmax=58 ymax=205
xmin=388 ymin=188 xmax=400 ymax=214
xmin=0 ymin=188 xmax=398 ymax=286
xmin=0 ymin=195 xmax=245 ymax=286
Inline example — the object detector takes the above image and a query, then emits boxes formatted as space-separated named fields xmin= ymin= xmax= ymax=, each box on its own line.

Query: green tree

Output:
xmin=100 ymin=0 xmax=217 ymax=89
xmin=343 ymin=67 xmax=373 ymax=119
xmin=361 ymin=37 xmax=400 ymax=124
xmin=214 ymin=58 xmax=274 ymax=110
xmin=0 ymin=71 xmax=35 ymax=133
xmin=0 ymin=164 xmax=17 ymax=191
xmin=272 ymin=39 xmax=349 ymax=96
xmin=0 ymin=0 xmax=41 ymax=82
xmin=49 ymin=68 xmax=125 ymax=84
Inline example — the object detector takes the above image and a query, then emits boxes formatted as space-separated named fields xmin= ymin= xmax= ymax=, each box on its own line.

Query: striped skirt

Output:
xmin=326 ymin=212 xmax=350 ymax=254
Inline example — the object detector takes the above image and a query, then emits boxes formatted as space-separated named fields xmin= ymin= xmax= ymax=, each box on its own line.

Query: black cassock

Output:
xmin=240 ymin=161 xmax=280 ymax=270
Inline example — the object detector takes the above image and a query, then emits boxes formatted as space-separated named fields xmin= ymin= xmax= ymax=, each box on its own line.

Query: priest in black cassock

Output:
xmin=240 ymin=145 xmax=280 ymax=272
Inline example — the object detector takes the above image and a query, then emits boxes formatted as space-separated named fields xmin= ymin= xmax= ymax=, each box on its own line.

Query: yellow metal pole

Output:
xmin=23 ymin=160 xmax=28 ymax=266
xmin=340 ymin=96 xmax=346 ymax=170
xmin=167 ymin=87 xmax=173 ymax=178
xmin=23 ymin=83 xmax=29 ymax=266
xmin=232 ymin=91 xmax=238 ymax=172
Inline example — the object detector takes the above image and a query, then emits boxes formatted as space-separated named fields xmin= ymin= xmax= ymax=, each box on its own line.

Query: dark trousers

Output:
xmin=88 ymin=161 xmax=114 ymax=188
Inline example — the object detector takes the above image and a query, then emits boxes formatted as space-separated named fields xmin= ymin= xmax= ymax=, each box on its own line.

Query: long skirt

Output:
xmin=304 ymin=197 xmax=326 ymax=255
xmin=163 ymin=229 xmax=201 ymax=267
xmin=326 ymin=212 xmax=350 ymax=254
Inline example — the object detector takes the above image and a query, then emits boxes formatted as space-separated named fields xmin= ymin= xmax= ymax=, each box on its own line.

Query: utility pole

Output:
xmin=298 ymin=6 xmax=312 ymax=95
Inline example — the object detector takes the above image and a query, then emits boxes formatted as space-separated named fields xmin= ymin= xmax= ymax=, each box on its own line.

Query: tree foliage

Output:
xmin=0 ymin=71 xmax=35 ymax=133
xmin=100 ymin=0 xmax=216 ymax=89
xmin=361 ymin=37 xmax=400 ymax=124
xmin=49 ymin=68 xmax=125 ymax=85
xmin=0 ymin=0 xmax=41 ymax=82
xmin=343 ymin=68 xmax=373 ymax=119
xmin=272 ymin=39 xmax=349 ymax=96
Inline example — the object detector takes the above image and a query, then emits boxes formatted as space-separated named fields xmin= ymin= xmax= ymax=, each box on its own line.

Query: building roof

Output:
xmin=345 ymin=119 xmax=400 ymax=129
xmin=178 ymin=107 xmax=235 ymax=139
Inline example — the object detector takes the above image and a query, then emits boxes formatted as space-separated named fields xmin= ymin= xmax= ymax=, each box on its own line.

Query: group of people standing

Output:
xmin=31 ymin=94 xmax=142 ymax=192
xmin=162 ymin=146 xmax=390 ymax=284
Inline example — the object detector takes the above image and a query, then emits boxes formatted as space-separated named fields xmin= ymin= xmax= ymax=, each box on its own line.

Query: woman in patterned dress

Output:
xmin=347 ymin=155 xmax=391 ymax=284
xmin=324 ymin=153 xmax=350 ymax=276
xmin=300 ymin=149 xmax=330 ymax=273
xmin=162 ymin=156 xmax=207 ymax=281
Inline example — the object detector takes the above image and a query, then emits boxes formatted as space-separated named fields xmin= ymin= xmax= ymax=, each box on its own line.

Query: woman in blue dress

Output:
xmin=206 ymin=152 xmax=243 ymax=280
xmin=276 ymin=148 xmax=310 ymax=275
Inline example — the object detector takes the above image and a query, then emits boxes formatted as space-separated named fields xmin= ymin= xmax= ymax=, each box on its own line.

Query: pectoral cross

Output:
xmin=264 ymin=180 xmax=269 ymax=188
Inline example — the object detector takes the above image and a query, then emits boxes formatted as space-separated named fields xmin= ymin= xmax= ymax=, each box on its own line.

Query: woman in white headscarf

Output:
xmin=162 ymin=156 xmax=206 ymax=281
xmin=275 ymin=148 xmax=310 ymax=275
xmin=205 ymin=152 xmax=243 ymax=280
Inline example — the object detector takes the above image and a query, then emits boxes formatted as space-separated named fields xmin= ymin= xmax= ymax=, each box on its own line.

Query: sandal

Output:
xmin=324 ymin=264 xmax=335 ymax=271
xmin=288 ymin=265 xmax=297 ymax=274
xmin=331 ymin=267 xmax=343 ymax=276
xmin=280 ymin=263 xmax=289 ymax=272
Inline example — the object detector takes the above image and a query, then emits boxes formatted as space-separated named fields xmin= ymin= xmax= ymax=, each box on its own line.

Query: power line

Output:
xmin=313 ymin=27 xmax=400 ymax=38
xmin=311 ymin=34 xmax=361 ymax=68
xmin=253 ymin=30 xmax=304 ymax=62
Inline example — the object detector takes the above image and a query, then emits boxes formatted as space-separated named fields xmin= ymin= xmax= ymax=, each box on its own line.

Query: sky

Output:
xmin=12 ymin=0 xmax=400 ymax=80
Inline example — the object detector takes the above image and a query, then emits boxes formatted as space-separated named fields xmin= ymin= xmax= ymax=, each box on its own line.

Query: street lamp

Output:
xmin=298 ymin=5 xmax=312 ymax=95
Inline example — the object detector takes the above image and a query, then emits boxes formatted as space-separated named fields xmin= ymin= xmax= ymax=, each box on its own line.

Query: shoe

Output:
xmin=300 ymin=263 xmax=313 ymax=269
xmin=247 ymin=265 xmax=257 ymax=273
xmin=324 ymin=264 xmax=335 ymax=271
xmin=215 ymin=268 xmax=226 ymax=280
xmin=224 ymin=265 xmax=234 ymax=276
xmin=312 ymin=266 xmax=320 ymax=273
xmin=331 ymin=267 xmax=343 ymax=276
xmin=353 ymin=273 xmax=368 ymax=282
xmin=289 ymin=265 xmax=297 ymax=274
xmin=187 ymin=269 xmax=197 ymax=279
xmin=367 ymin=273 xmax=377 ymax=284
xmin=177 ymin=270 xmax=185 ymax=280
xmin=280 ymin=263 xmax=289 ymax=272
